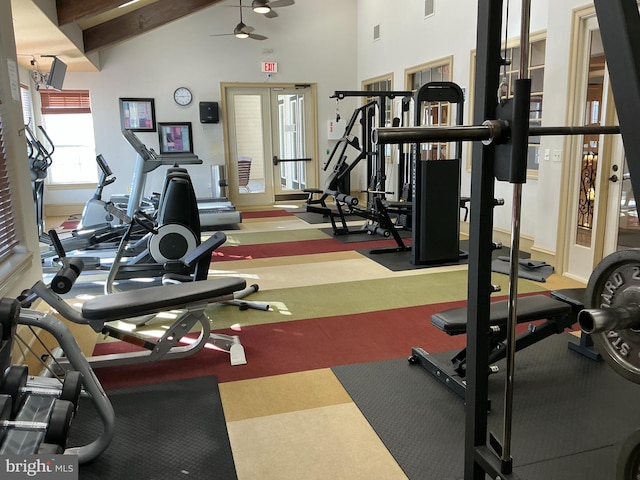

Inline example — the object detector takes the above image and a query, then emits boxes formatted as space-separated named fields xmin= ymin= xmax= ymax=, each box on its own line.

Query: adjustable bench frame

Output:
xmin=31 ymin=276 xmax=246 ymax=369
xmin=410 ymin=293 xmax=579 ymax=402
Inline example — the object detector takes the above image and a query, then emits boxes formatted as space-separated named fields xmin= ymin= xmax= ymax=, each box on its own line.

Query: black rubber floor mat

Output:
xmin=333 ymin=333 xmax=640 ymax=480
xmin=69 ymin=375 xmax=237 ymax=480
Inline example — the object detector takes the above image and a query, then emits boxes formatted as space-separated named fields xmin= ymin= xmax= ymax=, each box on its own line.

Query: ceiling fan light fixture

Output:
xmin=252 ymin=0 xmax=271 ymax=14
xmin=234 ymin=22 xmax=250 ymax=38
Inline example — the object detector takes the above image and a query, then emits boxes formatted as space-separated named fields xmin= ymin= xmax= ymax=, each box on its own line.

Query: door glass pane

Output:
xmin=277 ymin=93 xmax=306 ymax=191
xmin=618 ymin=159 xmax=640 ymax=249
xmin=575 ymin=30 xmax=604 ymax=247
xmin=234 ymin=94 xmax=265 ymax=194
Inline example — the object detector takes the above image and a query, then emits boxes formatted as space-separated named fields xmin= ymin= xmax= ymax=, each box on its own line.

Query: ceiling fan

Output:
xmin=211 ymin=1 xmax=268 ymax=40
xmin=247 ymin=0 xmax=295 ymax=18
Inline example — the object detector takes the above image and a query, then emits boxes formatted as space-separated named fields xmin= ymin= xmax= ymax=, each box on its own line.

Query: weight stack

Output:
xmin=411 ymin=158 xmax=462 ymax=265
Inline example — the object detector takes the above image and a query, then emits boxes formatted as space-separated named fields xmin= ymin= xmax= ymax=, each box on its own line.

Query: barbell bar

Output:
xmin=372 ymin=122 xmax=621 ymax=145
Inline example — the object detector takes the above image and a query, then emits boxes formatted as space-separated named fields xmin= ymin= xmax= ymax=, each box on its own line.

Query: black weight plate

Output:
xmin=60 ymin=371 xmax=83 ymax=409
xmin=0 ymin=393 xmax=11 ymax=420
xmin=617 ymin=428 xmax=640 ymax=480
xmin=0 ymin=394 xmax=10 ymax=443
xmin=44 ymin=399 xmax=74 ymax=448
xmin=0 ymin=298 xmax=20 ymax=342
xmin=585 ymin=249 xmax=640 ymax=384
xmin=0 ymin=365 xmax=28 ymax=417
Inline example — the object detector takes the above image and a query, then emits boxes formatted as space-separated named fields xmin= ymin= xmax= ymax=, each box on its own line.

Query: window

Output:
xmin=406 ymin=57 xmax=454 ymax=159
xmin=20 ymin=84 xmax=34 ymax=127
xmin=0 ymin=111 xmax=19 ymax=261
xmin=39 ymin=89 xmax=98 ymax=184
xmin=468 ymin=34 xmax=546 ymax=176
xmin=363 ymin=76 xmax=393 ymax=126
xmin=408 ymin=62 xmax=450 ymax=90
xmin=363 ymin=75 xmax=394 ymax=166
xmin=498 ymin=38 xmax=546 ymax=172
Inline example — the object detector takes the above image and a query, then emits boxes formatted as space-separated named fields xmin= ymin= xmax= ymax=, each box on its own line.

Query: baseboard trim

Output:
xmin=530 ymin=245 xmax=556 ymax=266
xmin=44 ymin=203 xmax=84 ymax=217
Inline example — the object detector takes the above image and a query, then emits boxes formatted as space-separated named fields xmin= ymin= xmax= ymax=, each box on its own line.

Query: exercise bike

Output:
xmin=77 ymin=153 xmax=118 ymax=230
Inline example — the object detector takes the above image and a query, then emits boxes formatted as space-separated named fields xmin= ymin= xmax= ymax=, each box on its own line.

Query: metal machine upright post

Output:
xmin=594 ymin=0 xmax=640 ymax=219
xmin=464 ymin=0 xmax=504 ymax=478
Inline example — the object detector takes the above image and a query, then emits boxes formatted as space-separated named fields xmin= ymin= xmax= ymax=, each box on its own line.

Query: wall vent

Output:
xmin=425 ymin=0 xmax=435 ymax=17
xmin=373 ymin=24 xmax=380 ymax=41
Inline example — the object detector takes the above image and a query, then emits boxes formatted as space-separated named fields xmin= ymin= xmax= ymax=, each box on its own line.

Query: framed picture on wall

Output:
xmin=157 ymin=122 xmax=193 ymax=154
xmin=119 ymin=98 xmax=156 ymax=131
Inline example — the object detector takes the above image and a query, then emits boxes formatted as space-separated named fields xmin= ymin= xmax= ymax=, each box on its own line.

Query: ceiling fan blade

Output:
xmin=243 ymin=25 xmax=255 ymax=33
xmin=249 ymin=33 xmax=268 ymax=40
xmin=209 ymin=33 xmax=235 ymax=37
xmin=269 ymin=0 xmax=294 ymax=8
xmin=264 ymin=9 xmax=278 ymax=18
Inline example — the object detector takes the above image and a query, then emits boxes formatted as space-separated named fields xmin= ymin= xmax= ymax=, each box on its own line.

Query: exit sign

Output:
xmin=262 ymin=61 xmax=278 ymax=73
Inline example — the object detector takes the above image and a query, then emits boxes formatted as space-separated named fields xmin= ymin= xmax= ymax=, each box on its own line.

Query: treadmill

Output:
xmin=197 ymin=165 xmax=242 ymax=228
xmin=122 ymin=130 xmax=241 ymax=228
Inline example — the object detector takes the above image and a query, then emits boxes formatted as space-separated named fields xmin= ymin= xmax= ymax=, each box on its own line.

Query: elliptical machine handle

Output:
xmin=133 ymin=209 xmax=159 ymax=235
xmin=48 ymin=229 xmax=66 ymax=259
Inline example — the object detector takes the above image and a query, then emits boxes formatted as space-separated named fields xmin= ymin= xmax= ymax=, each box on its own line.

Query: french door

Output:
xmin=563 ymin=11 xmax=637 ymax=282
xmin=222 ymin=84 xmax=317 ymax=207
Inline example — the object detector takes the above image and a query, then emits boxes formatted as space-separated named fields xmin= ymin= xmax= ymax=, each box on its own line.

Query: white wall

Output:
xmin=40 ymin=0 xmax=357 ymax=204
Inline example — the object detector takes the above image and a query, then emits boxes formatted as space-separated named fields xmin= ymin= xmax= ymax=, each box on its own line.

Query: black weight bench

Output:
xmin=410 ymin=291 xmax=584 ymax=401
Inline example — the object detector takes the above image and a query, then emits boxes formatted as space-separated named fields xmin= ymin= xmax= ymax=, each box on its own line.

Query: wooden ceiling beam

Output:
xmin=57 ymin=0 xmax=129 ymax=26
xmin=83 ymin=0 xmax=223 ymax=53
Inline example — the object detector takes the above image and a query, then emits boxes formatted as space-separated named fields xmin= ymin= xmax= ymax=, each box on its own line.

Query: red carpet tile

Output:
xmin=240 ymin=210 xmax=295 ymax=219
xmin=90 ymin=297 xmax=558 ymax=390
xmin=92 ymin=300 xmax=467 ymax=389
xmin=58 ymin=220 xmax=79 ymax=231
xmin=212 ymin=237 xmax=412 ymax=261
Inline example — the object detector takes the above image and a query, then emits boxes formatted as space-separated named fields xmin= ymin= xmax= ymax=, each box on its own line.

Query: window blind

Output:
xmin=0 ymin=112 xmax=19 ymax=261
xmin=20 ymin=84 xmax=33 ymax=126
xmin=40 ymin=89 xmax=91 ymax=115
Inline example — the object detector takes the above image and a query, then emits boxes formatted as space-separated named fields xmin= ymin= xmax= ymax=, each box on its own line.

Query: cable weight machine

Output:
xmin=410 ymin=81 xmax=466 ymax=265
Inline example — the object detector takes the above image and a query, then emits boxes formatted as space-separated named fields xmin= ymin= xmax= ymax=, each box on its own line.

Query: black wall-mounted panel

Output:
xmin=199 ymin=102 xmax=219 ymax=124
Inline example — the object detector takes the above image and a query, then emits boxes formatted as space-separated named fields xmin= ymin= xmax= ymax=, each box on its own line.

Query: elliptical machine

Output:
xmin=25 ymin=124 xmax=54 ymax=238
xmin=40 ymin=154 xmax=133 ymax=271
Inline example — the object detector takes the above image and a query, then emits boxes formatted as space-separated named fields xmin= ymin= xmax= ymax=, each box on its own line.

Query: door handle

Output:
xmin=272 ymin=156 xmax=312 ymax=166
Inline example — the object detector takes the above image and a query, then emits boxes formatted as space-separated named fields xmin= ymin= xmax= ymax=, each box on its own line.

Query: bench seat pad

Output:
xmin=431 ymin=294 xmax=572 ymax=335
xmin=82 ymin=277 xmax=246 ymax=322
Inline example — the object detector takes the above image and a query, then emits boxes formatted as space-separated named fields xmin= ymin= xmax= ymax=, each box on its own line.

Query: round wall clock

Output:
xmin=173 ymin=87 xmax=193 ymax=106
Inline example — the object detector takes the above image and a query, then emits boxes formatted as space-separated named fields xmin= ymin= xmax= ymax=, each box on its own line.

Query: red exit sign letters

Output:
xmin=262 ymin=61 xmax=278 ymax=73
